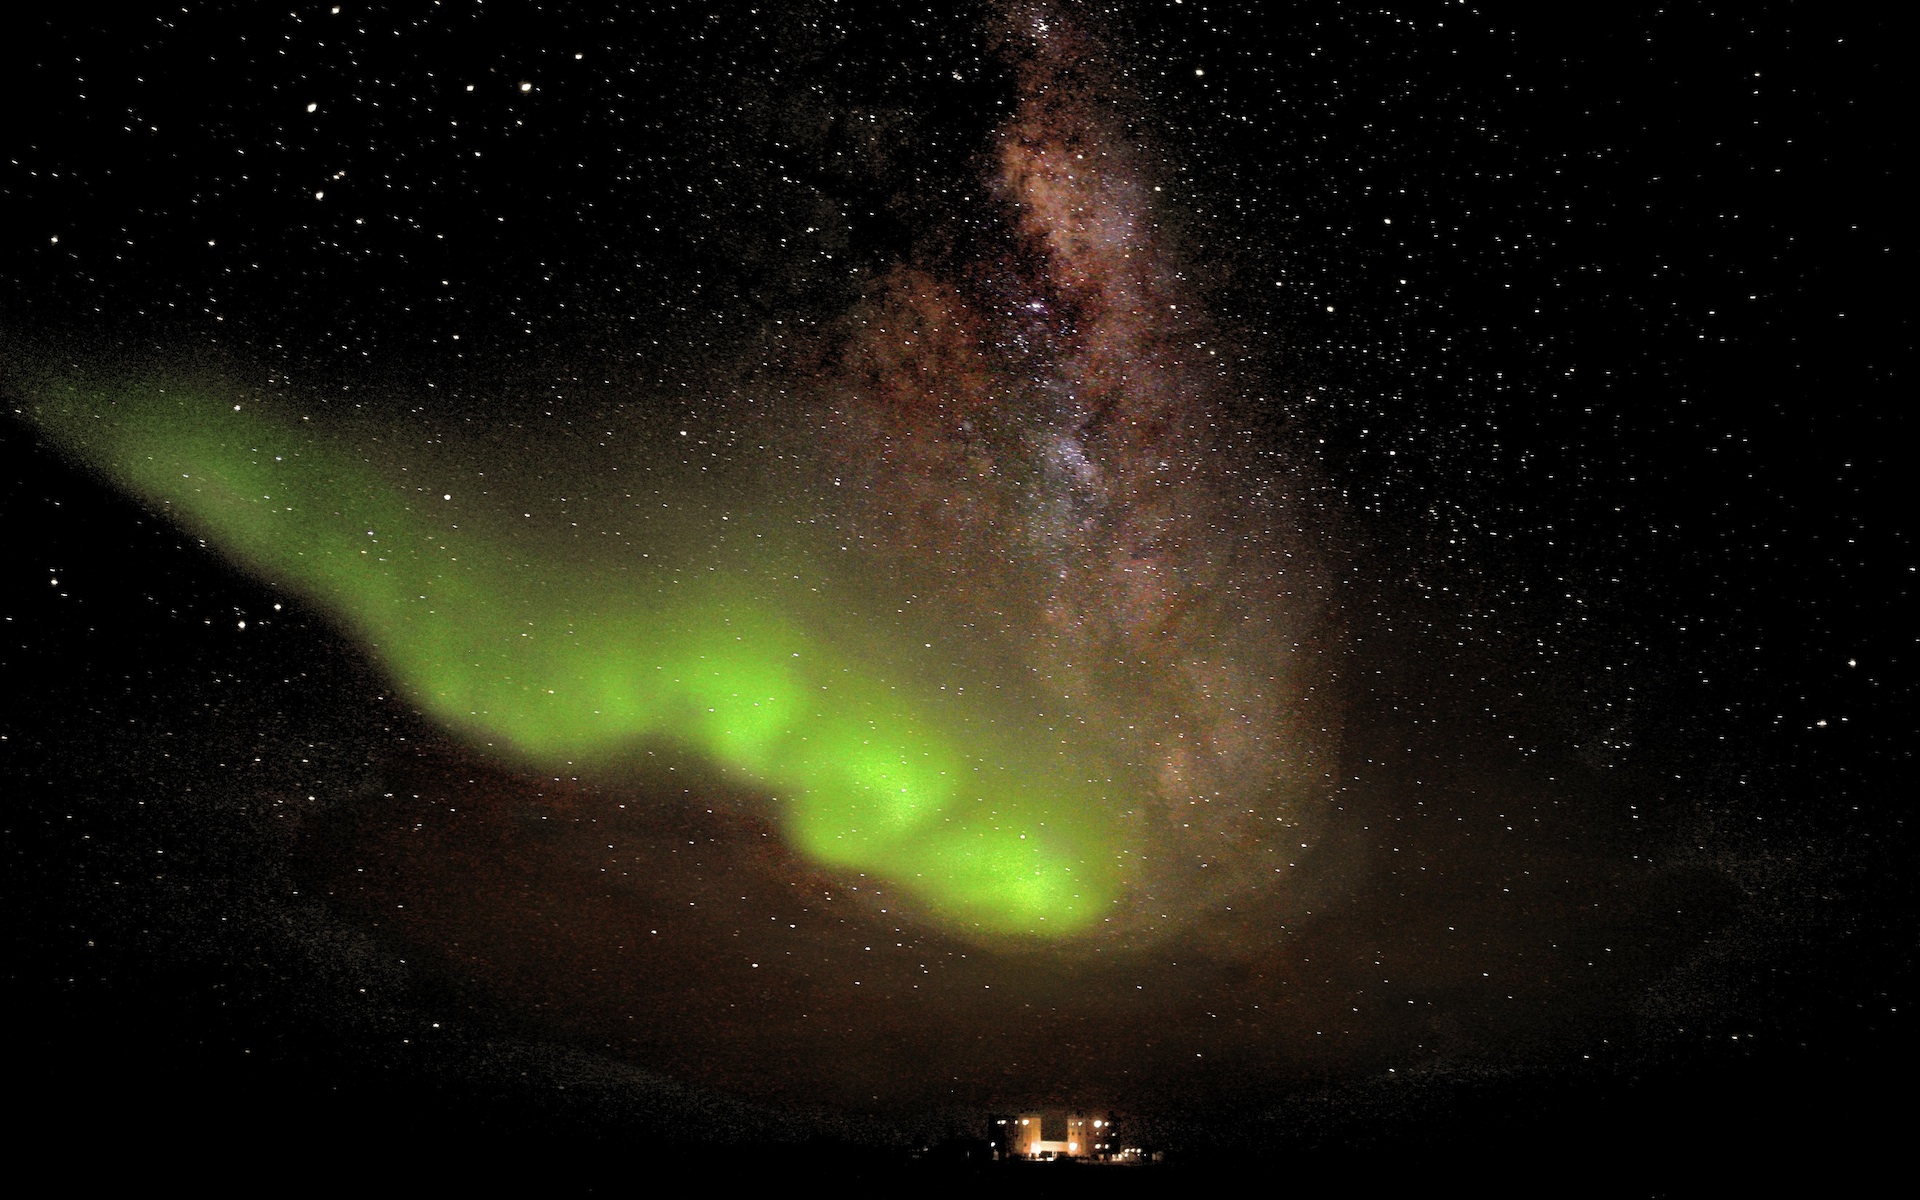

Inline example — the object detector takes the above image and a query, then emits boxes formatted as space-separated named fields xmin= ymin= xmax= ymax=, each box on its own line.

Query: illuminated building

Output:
xmin=989 ymin=1110 xmax=1128 ymax=1161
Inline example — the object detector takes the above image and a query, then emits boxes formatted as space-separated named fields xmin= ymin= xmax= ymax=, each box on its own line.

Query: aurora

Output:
xmin=22 ymin=373 xmax=1132 ymax=938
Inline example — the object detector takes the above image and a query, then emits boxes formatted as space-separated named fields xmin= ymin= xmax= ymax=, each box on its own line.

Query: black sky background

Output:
xmin=2 ymin=2 xmax=1907 ymax=1191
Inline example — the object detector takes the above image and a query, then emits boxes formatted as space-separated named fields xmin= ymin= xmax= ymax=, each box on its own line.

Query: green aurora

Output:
xmin=23 ymin=374 xmax=1133 ymax=939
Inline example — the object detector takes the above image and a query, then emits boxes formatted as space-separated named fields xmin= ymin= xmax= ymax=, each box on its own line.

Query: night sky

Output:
xmin=2 ymin=2 xmax=1906 ymax=1190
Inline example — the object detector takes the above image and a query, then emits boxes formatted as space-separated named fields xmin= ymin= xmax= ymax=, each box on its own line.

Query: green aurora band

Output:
xmin=24 ymin=375 xmax=1132 ymax=940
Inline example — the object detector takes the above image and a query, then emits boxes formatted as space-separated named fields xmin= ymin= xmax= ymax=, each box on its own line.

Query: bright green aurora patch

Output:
xmin=23 ymin=375 xmax=1126 ymax=940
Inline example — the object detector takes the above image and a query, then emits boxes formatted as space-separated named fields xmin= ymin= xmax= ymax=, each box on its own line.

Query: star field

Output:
xmin=1 ymin=1 xmax=1904 ymax=1186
